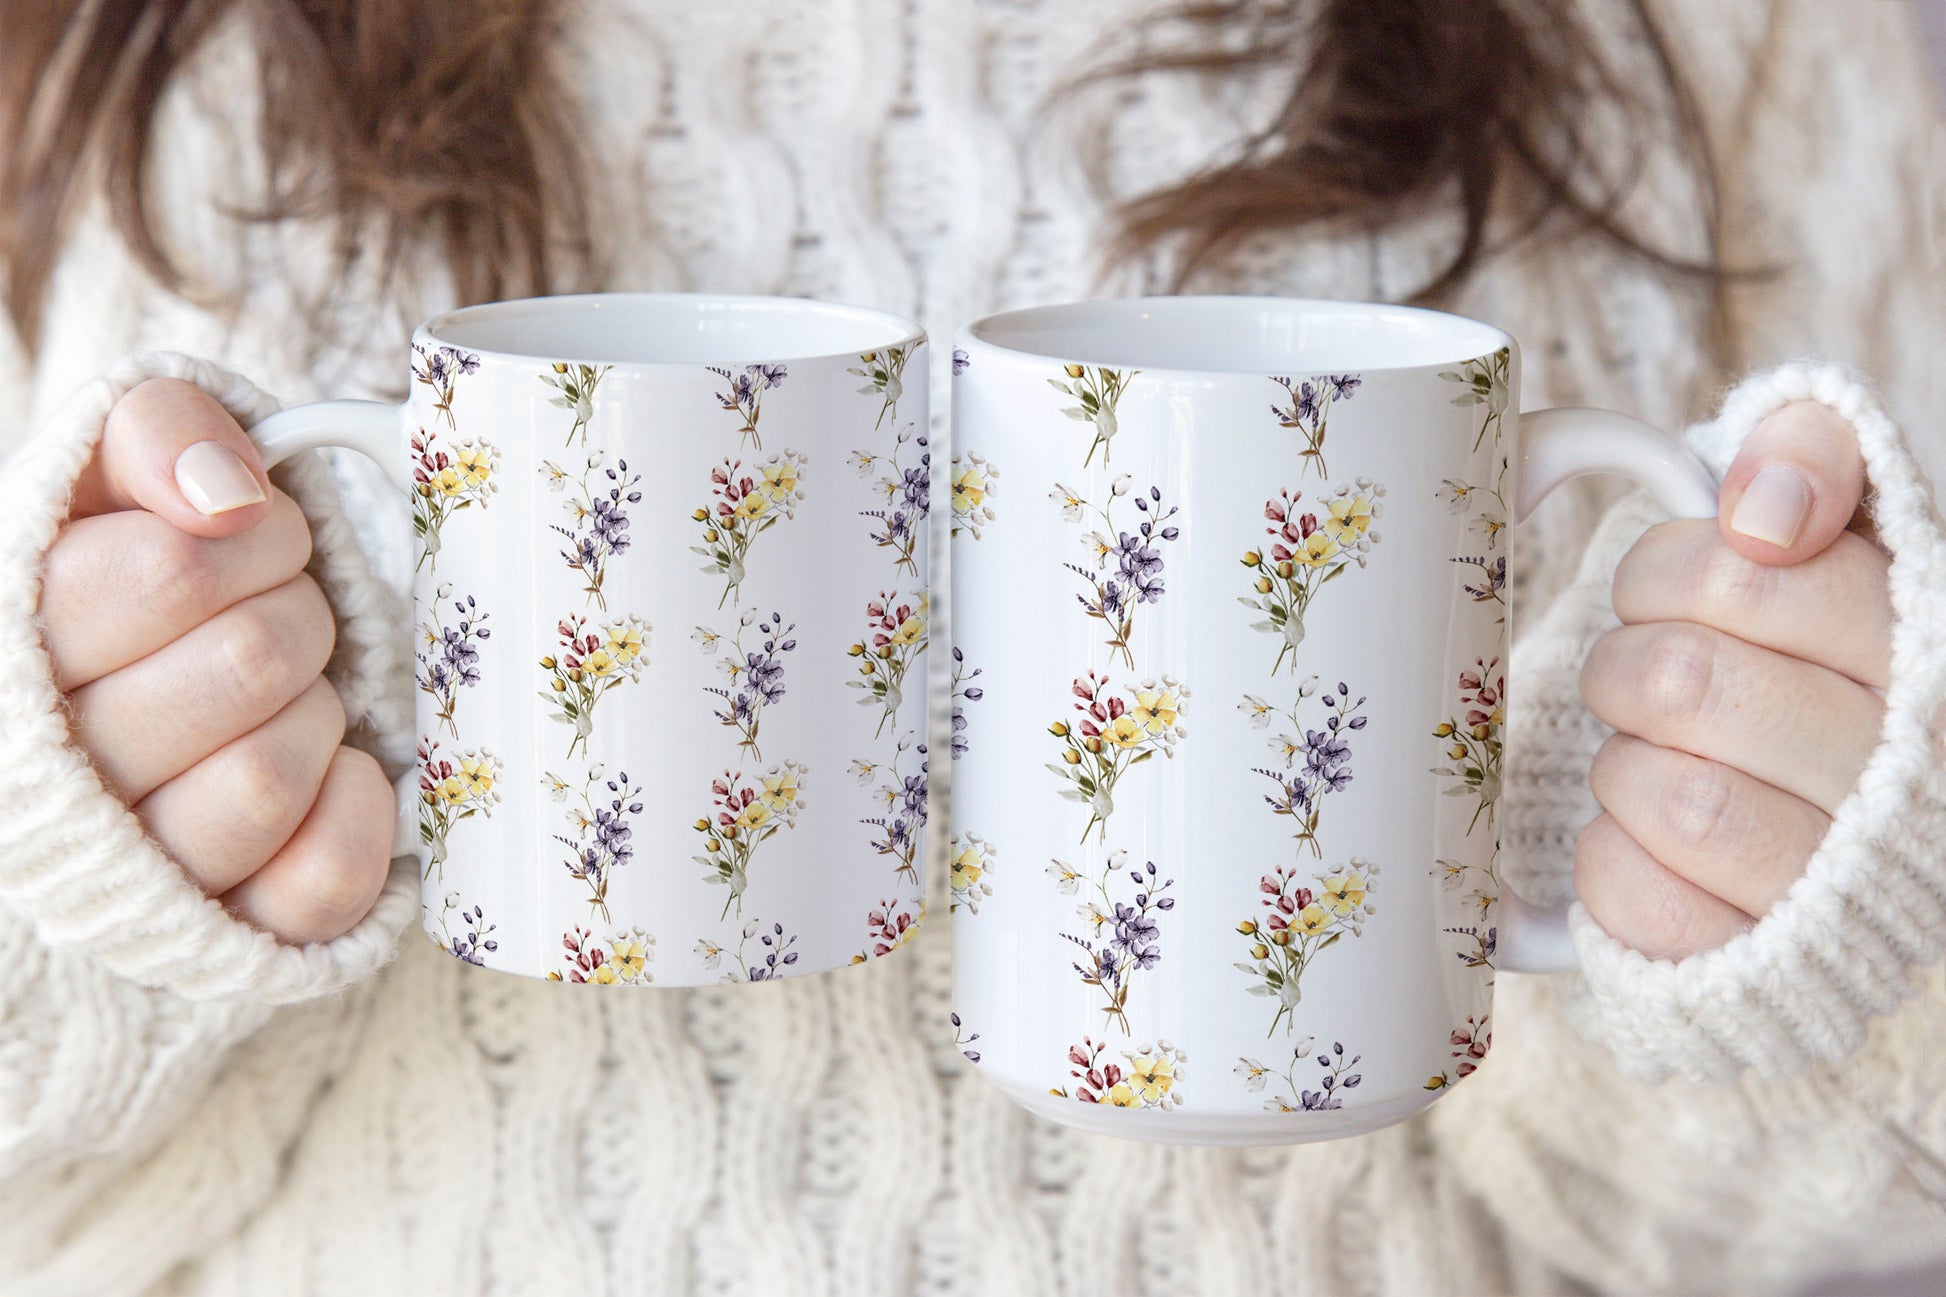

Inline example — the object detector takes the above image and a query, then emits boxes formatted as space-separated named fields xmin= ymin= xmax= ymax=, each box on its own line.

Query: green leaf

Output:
xmin=1128 ymin=749 xmax=1155 ymax=766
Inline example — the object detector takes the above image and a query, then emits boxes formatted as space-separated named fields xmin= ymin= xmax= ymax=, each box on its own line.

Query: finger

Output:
xmin=1719 ymin=401 xmax=1866 ymax=566
xmin=66 ymin=575 xmax=336 ymax=800
xmin=1587 ymin=733 xmax=1829 ymax=917
xmin=70 ymin=378 xmax=272 ymax=536
xmin=222 ymin=745 xmax=395 ymax=945
xmin=40 ymin=491 xmax=314 ymax=690
xmin=1612 ymin=519 xmax=1892 ymax=689
xmin=1574 ymin=812 xmax=1755 ymax=960
xmin=1580 ymin=622 xmax=1882 ymax=814
xmin=132 ymin=678 xmax=347 ymax=895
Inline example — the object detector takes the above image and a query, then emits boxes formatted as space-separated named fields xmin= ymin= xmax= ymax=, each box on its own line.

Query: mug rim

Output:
xmin=956 ymin=295 xmax=1514 ymax=377
xmin=418 ymin=291 xmax=926 ymax=369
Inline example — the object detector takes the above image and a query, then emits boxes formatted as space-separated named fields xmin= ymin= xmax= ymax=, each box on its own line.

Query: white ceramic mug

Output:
xmin=947 ymin=297 xmax=1717 ymax=1144
xmin=246 ymin=293 xmax=932 ymax=985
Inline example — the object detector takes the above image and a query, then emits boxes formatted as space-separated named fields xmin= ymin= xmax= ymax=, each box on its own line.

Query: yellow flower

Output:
xmin=609 ymin=940 xmax=649 ymax=979
xmin=950 ymin=844 xmax=985 ymax=892
xmin=733 ymin=800 xmax=772 ymax=833
xmin=1296 ymin=529 xmax=1337 ymax=569
xmin=1323 ymin=872 xmax=1367 ymax=915
xmin=1294 ymin=904 xmax=1333 ymax=935
xmin=583 ymin=648 xmax=617 ymax=678
xmin=733 ymin=491 xmax=771 ymax=522
xmin=455 ymin=445 xmax=492 ymax=490
xmin=1131 ymin=688 xmax=1180 ymax=734
xmin=951 ymin=463 xmax=987 ymax=512
xmin=1064 ymin=363 xmax=1086 ymax=379
xmin=605 ymin=623 xmax=645 ymax=664
xmin=457 ymin=758 xmax=495 ymax=800
xmin=435 ymin=776 xmax=468 ymax=805
xmin=1105 ymin=1082 xmax=1142 ymax=1108
xmin=759 ymin=768 xmax=801 ymax=811
xmin=545 ymin=970 xmax=565 ymax=981
xmin=589 ymin=962 xmax=620 ymax=985
xmin=1128 ymin=1054 xmax=1174 ymax=1102
xmin=760 ymin=459 xmax=800 ymax=501
xmin=890 ymin=614 xmax=926 ymax=647
xmin=433 ymin=466 xmax=466 ymax=497
xmin=1103 ymin=714 xmax=1146 ymax=749
xmin=1324 ymin=493 xmax=1374 ymax=543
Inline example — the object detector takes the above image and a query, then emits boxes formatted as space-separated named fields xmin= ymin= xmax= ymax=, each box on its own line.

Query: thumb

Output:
xmin=1718 ymin=399 xmax=1867 ymax=567
xmin=70 ymin=377 xmax=272 ymax=538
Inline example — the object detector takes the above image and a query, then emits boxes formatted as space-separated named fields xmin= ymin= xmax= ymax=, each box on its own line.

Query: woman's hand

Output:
xmin=1576 ymin=401 xmax=1889 ymax=960
xmin=39 ymin=378 xmax=394 ymax=944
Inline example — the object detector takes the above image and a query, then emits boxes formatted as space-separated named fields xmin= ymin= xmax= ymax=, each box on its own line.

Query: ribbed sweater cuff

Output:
xmin=0 ymin=352 xmax=415 ymax=1004
xmin=1567 ymin=363 xmax=1946 ymax=1082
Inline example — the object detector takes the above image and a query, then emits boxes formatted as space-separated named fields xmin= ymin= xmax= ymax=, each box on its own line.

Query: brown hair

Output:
xmin=0 ymin=0 xmax=590 ymax=351
xmin=0 ymin=0 xmax=1725 ymax=357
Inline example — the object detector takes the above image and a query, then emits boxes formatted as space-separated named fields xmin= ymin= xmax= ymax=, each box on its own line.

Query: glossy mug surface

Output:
xmin=947 ymin=297 xmax=1715 ymax=1144
xmin=250 ymin=294 xmax=932 ymax=985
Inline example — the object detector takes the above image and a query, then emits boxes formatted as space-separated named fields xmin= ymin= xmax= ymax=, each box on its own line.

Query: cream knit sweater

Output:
xmin=1 ymin=3 xmax=1943 ymax=1295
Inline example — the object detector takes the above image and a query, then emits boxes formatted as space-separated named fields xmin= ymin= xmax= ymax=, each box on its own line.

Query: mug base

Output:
xmin=985 ymin=1072 xmax=1440 ymax=1147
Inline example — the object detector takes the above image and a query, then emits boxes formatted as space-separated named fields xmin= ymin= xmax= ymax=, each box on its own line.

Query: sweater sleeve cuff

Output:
xmin=0 ymin=351 xmax=416 ymax=1004
xmin=1565 ymin=362 xmax=1946 ymax=1082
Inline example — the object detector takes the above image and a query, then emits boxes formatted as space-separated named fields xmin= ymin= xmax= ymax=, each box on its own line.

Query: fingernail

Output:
xmin=1729 ymin=464 xmax=1809 ymax=548
xmin=175 ymin=440 xmax=265 ymax=516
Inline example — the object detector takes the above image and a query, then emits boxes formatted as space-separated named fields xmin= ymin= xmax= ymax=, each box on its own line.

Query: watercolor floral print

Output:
xmin=1431 ymin=655 xmax=1505 ymax=834
xmin=545 ymin=766 xmax=644 ymax=923
xmin=539 ymin=361 xmax=611 ymax=446
xmin=411 ymin=342 xmax=479 ymax=428
xmin=847 ymin=590 xmax=927 ymax=738
xmin=692 ymin=452 xmax=807 ymax=607
xmin=951 ymin=1012 xmax=981 ymax=1064
xmin=538 ymin=613 xmax=650 ymax=759
xmin=1237 ymin=1038 xmax=1364 ymax=1111
xmin=547 ymin=926 xmax=655 ymax=985
xmin=1240 ymin=479 xmax=1385 ymax=673
xmin=852 ymin=418 xmax=929 ymax=578
xmin=410 ymin=426 xmax=498 ymax=573
xmin=1047 ymin=363 xmax=1137 ymax=467
xmin=542 ymin=452 xmax=641 ymax=610
xmin=1047 ymin=671 xmax=1189 ymax=845
xmin=849 ymin=343 xmax=915 ymax=429
xmin=950 ymin=647 xmax=984 ymax=761
xmin=416 ymin=585 xmax=490 ymax=737
xmin=434 ymin=892 xmax=498 ymax=966
xmin=694 ymin=611 xmax=796 ymax=761
xmin=1439 ymin=346 xmax=1512 ymax=451
xmin=1438 ymin=454 xmax=1510 ymax=616
xmin=851 ymin=896 xmax=924 ymax=964
xmin=693 ymin=762 xmax=807 ymax=918
xmin=709 ymin=363 xmax=787 ymax=448
xmin=1049 ymin=849 xmax=1176 ymax=1034
xmin=949 ymin=832 xmax=996 ymax=914
xmin=1052 ymin=1037 xmax=1187 ymax=1110
xmin=416 ymin=736 xmax=502 ymax=882
xmin=699 ymin=919 xmax=800 ymax=983
xmin=854 ymin=735 xmax=927 ymax=885
xmin=1240 ymin=678 xmax=1368 ymax=859
xmin=1050 ymin=478 xmax=1183 ymax=669
xmin=950 ymin=452 xmax=998 ymax=539
xmin=1270 ymin=372 xmax=1361 ymax=479
xmin=1424 ymin=1015 xmax=1491 ymax=1089
xmin=1235 ymin=858 xmax=1381 ymax=1036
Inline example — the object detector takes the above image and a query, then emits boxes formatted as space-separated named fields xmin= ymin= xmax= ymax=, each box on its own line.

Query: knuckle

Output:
xmin=219 ymin=605 xmax=299 ymax=711
xmin=298 ymin=752 xmax=390 ymax=932
xmin=290 ymin=574 xmax=338 ymax=660
xmin=1658 ymin=758 xmax=1734 ymax=853
xmin=1639 ymin=625 xmax=1719 ymax=727
xmin=1693 ymin=541 xmax=1773 ymax=626
xmin=217 ymin=733 xmax=307 ymax=837
xmin=134 ymin=527 xmax=216 ymax=625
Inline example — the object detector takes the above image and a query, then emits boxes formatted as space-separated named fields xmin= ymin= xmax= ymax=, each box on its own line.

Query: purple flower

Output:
xmin=1328 ymin=374 xmax=1360 ymax=399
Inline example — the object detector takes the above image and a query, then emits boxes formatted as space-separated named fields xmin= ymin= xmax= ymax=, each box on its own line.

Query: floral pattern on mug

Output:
xmin=1052 ymin=1037 xmax=1186 ymax=1110
xmin=950 ymin=1011 xmax=981 ymax=1063
xmin=538 ymin=613 xmax=651 ymax=759
xmin=547 ymin=925 xmax=655 ymax=985
xmin=949 ymin=832 xmax=996 ymax=914
xmin=692 ymin=451 xmax=807 ymax=607
xmin=539 ymin=361 xmax=612 ymax=446
xmin=1430 ymin=655 xmax=1504 ymax=834
xmin=1424 ymin=1015 xmax=1492 ymax=1089
xmin=416 ymin=737 xmax=502 ymax=882
xmin=950 ymin=452 xmax=998 ymax=539
xmin=542 ymin=452 xmax=641 ymax=610
xmin=1438 ymin=346 xmax=1512 ymax=451
xmin=1047 ymin=363 xmax=1137 ymax=468
xmin=410 ymin=427 xmax=498 ymax=573
xmin=856 ymin=734 xmax=927 ymax=885
xmin=1051 ymin=478 xmax=1182 ymax=669
xmin=1236 ymin=1037 xmax=1363 ymax=1111
xmin=411 ymin=342 xmax=480 ymax=428
xmin=1269 ymin=372 xmax=1361 ymax=479
xmin=950 ymin=647 xmax=984 ymax=761
xmin=852 ymin=417 xmax=928 ymax=577
xmin=695 ymin=611 xmax=796 ymax=761
xmin=1047 ymin=672 xmax=1188 ymax=845
xmin=850 ymin=343 xmax=915 ymax=429
xmin=694 ymin=762 xmax=808 ymax=918
xmin=546 ymin=765 xmax=643 ymax=924
xmin=1438 ymin=453 xmax=1510 ymax=617
xmin=699 ymin=919 xmax=800 ymax=983
xmin=1240 ymin=480 xmax=1385 ymax=674
xmin=416 ymin=585 xmax=490 ymax=737
xmin=1239 ymin=677 xmax=1367 ymax=859
xmin=847 ymin=590 xmax=927 ymax=738
xmin=708 ymin=363 xmax=788 ymax=448
xmin=850 ymin=896 xmax=923 ymax=964
xmin=1050 ymin=849 xmax=1176 ymax=1034
xmin=1235 ymin=858 xmax=1380 ymax=1036
xmin=434 ymin=891 xmax=498 ymax=966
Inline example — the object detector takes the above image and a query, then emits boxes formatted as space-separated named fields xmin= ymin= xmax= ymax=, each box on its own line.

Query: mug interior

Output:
xmin=421 ymin=292 xmax=921 ymax=366
xmin=964 ymin=296 xmax=1509 ymax=373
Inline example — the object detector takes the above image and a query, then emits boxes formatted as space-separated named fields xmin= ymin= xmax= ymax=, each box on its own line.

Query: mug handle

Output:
xmin=1495 ymin=407 xmax=1721 ymax=972
xmin=245 ymin=399 xmax=423 ymax=860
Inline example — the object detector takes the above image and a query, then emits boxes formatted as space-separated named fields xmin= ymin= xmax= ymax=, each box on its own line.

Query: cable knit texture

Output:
xmin=0 ymin=2 xmax=1942 ymax=1295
